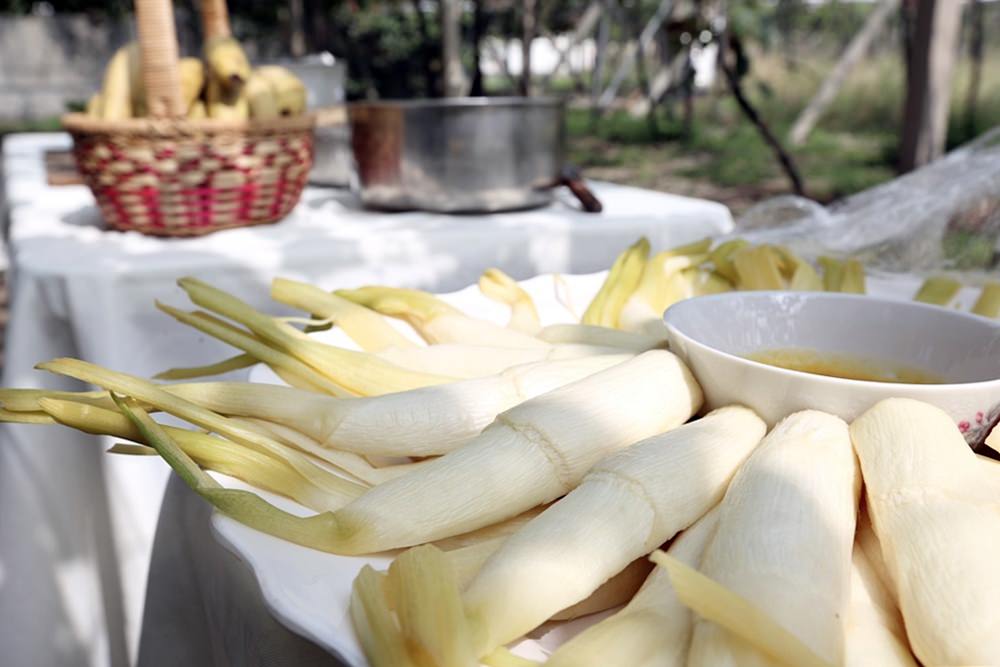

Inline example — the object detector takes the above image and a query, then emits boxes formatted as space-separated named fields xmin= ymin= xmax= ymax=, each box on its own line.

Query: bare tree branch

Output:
xmin=789 ymin=0 xmax=899 ymax=146
xmin=721 ymin=33 xmax=806 ymax=197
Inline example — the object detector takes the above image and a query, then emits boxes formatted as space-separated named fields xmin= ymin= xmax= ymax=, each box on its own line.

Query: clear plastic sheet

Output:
xmin=733 ymin=127 xmax=1000 ymax=281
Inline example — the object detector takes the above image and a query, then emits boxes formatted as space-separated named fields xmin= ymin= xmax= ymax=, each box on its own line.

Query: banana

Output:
xmin=254 ymin=65 xmax=307 ymax=116
xmin=179 ymin=58 xmax=206 ymax=113
xmin=204 ymin=36 xmax=251 ymax=93
xmin=246 ymin=70 xmax=280 ymax=120
xmin=187 ymin=100 xmax=207 ymax=119
xmin=100 ymin=44 xmax=136 ymax=120
xmin=85 ymin=93 xmax=103 ymax=118
xmin=204 ymin=36 xmax=250 ymax=121
xmin=125 ymin=42 xmax=145 ymax=116
xmin=206 ymin=76 xmax=249 ymax=120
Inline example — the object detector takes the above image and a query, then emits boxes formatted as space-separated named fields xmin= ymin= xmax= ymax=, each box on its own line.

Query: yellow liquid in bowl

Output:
xmin=746 ymin=348 xmax=942 ymax=384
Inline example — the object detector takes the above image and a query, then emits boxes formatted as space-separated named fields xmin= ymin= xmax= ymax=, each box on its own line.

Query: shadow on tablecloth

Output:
xmin=138 ymin=474 xmax=348 ymax=667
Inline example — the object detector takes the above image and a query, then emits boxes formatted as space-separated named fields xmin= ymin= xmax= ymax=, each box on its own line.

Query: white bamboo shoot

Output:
xmin=462 ymin=406 xmax=762 ymax=653
xmin=850 ymin=398 xmax=1000 ymax=665
xmin=845 ymin=545 xmax=918 ymax=667
xmin=544 ymin=506 xmax=721 ymax=667
xmin=336 ymin=286 xmax=548 ymax=349
xmin=270 ymin=277 xmax=418 ymax=352
xmin=537 ymin=323 xmax=664 ymax=351
xmin=323 ymin=350 xmax=700 ymax=553
xmin=46 ymin=350 xmax=699 ymax=556
xmin=374 ymin=342 xmax=625 ymax=379
xmin=687 ymin=410 xmax=859 ymax=667
xmin=165 ymin=354 xmax=630 ymax=457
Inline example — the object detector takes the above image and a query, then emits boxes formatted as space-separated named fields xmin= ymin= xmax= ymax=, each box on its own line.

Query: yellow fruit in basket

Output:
xmin=246 ymin=70 xmax=280 ymax=119
xmin=85 ymin=93 xmax=103 ymax=118
xmin=204 ymin=36 xmax=250 ymax=121
xmin=255 ymin=66 xmax=307 ymax=116
xmin=100 ymin=43 xmax=138 ymax=120
xmin=126 ymin=42 xmax=147 ymax=117
xmin=207 ymin=93 xmax=249 ymax=120
xmin=205 ymin=36 xmax=251 ymax=91
xmin=206 ymin=78 xmax=249 ymax=120
xmin=187 ymin=100 xmax=207 ymax=119
xmin=179 ymin=57 xmax=206 ymax=112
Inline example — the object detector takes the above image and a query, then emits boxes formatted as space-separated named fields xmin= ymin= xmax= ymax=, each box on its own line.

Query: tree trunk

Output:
xmin=289 ymin=0 xmax=307 ymax=57
xmin=471 ymin=0 xmax=487 ymax=97
xmin=484 ymin=38 xmax=519 ymax=91
xmin=789 ymin=0 xmax=899 ymax=146
xmin=899 ymin=0 xmax=964 ymax=172
xmin=722 ymin=33 xmax=806 ymax=197
xmin=411 ymin=0 xmax=439 ymax=97
xmin=520 ymin=0 xmax=537 ymax=96
xmin=305 ymin=0 xmax=330 ymax=54
xmin=591 ymin=0 xmax=611 ymax=117
xmin=629 ymin=0 xmax=654 ymax=121
xmin=441 ymin=0 xmax=467 ymax=97
xmin=964 ymin=0 xmax=985 ymax=138
xmin=682 ymin=57 xmax=695 ymax=141
xmin=541 ymin=2 xmax=602 ymax=90
xmin=598 ymin=0 xmax=675 ymax=108
xmin=776 ymin=0 xmax=800 ymax=67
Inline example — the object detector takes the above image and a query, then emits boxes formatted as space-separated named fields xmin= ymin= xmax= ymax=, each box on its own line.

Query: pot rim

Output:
xmin=347 ymin=96 xmax=565 ymax=111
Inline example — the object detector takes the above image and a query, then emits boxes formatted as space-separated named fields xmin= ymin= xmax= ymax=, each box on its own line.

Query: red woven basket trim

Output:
xmin=73 ymin=130 xmax=314 ymax=235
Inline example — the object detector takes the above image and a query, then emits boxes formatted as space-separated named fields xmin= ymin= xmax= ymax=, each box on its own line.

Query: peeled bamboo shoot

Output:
xmin=36 ymin=398 xmax=354 ymax=511
xmin=544 ymin=507 xmax=721 ymax=667
xmin=972 ymin=281 xmax=1000 ymax=318
xmin=336 ymin=286 xmax=547 ymax=349
xmin=374 ymin=343 xmax=626 ymax=379
xmin=845 ymin=546 xmax=918 ymax=667
xmin=687 ymin=410 xmax=859 ymax=667
xmin=618 ymin=252 xmax=705 ymax=335
xmin=462 ymin=406 xmax=762 ymax=653
xmin=478 ymin=268 xmax=541 ymax=334
xmin=317 ymin=350 xmax=700 ymax=553
xmin=270 ymin=277 xmax=417 ymax=352
xmin=537 ymin=324 xmax=662 ymax=351
xmin=165 ymin=354 xmax=629 ymax=457
xmin=913 ymin=275 xmax=962 ymax=306
xmin=175 ymin=278 xmax=457 ymax=395
xmin=44 ymin=351 xmax=698 ymax=556
xmin=850 ymin=398 xmax=1000 ymax=665
xmin=581 ymin=238 xmax=650 ymax=328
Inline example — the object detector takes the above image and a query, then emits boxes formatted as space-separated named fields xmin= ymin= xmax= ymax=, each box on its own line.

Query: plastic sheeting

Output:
xmin=734 ymin=127 xmax=1000 ymax=280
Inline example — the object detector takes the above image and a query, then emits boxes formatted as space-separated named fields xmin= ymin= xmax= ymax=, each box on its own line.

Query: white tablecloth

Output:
xmin=0 ymin=132 xmax=732 ymax=666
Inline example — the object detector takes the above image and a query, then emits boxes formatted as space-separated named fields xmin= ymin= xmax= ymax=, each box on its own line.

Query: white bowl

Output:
xmin=662 ymin=291 xmax=1000 ymax=448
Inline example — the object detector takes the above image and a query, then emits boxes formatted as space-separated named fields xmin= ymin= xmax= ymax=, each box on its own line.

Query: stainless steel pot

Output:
xmin=348 ymin=97 xmax=598 ymax=213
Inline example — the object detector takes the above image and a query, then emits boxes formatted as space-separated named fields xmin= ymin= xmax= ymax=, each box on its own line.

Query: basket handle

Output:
xmin=201 ymin=0 xmax=233 ymax=40
xmin=135 ymin=0 xmax=183 ymax=118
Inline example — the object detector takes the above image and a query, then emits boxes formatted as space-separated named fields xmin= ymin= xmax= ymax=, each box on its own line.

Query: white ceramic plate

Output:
xmin=209 ymin=270 xmax=989 ymax=665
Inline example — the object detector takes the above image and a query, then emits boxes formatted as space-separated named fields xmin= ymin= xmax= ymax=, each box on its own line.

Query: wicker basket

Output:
xmin=62 ymin=0 xmax=315 ymax=237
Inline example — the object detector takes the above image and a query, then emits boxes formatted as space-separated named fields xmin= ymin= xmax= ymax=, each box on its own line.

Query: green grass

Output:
xmin=566 ymin=104 xmax=896 ymax=204
xmin=0 ymin=116 xmax=63 ymax=137
xmin=566 ymin=48 xmax=1000 ymax=210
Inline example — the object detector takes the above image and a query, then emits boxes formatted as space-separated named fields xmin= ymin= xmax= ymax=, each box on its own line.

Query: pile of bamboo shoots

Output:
xmin=2 ymin=237 xmax=999 ymax=666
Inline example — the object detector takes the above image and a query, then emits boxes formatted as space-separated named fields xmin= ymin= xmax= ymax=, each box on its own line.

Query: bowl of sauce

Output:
xmin=745 ymin=348 xmax=942 ymax=384
xmin=662 ymin=291 xmax=1000 ymax=449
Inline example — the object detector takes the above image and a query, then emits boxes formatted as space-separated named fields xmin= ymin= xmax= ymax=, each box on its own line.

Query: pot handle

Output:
xmin=560 ymin=165 xmax=603 ymax=213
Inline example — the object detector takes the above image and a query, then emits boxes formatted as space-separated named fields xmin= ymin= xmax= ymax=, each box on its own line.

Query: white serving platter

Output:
xmin=208 ymin=269 xmax=985 ymax=665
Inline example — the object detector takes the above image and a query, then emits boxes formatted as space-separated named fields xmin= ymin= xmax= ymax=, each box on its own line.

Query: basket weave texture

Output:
xmin=65 ymin=116 xmax=314 ymax=236
xmin=63 ymin=0 xmax=315 ymax=237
